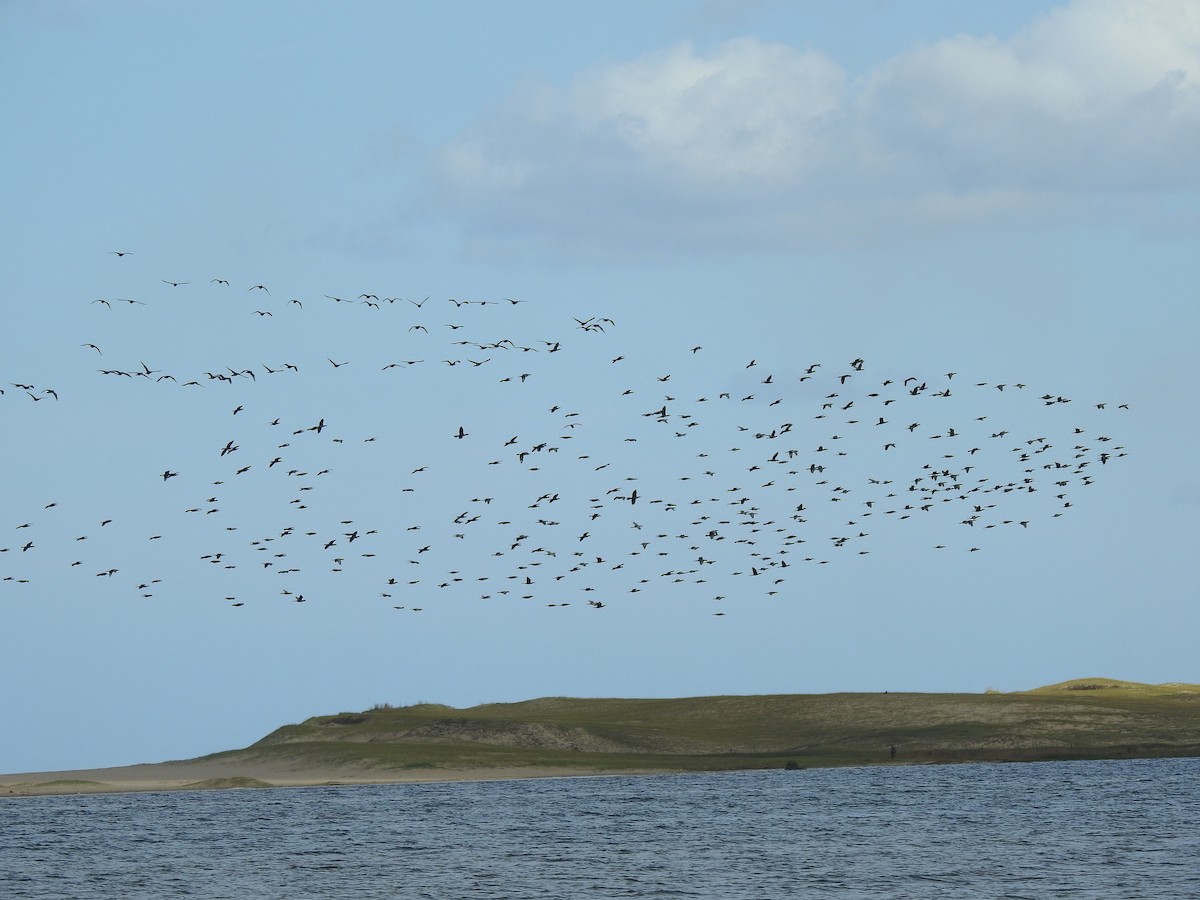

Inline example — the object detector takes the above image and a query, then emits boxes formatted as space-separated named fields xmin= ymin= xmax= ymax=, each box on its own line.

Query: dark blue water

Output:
xmin=3 ymin=757 xmax=1197 ymax=898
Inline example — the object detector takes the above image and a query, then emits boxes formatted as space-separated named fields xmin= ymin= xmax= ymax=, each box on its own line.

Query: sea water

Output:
xmin=2 ymin=757 xmax=1197 ymax=898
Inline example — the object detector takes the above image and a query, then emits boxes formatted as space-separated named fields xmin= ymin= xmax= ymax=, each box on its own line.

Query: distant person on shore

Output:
xmin=890 ymin=745 xmax=896 ymax=761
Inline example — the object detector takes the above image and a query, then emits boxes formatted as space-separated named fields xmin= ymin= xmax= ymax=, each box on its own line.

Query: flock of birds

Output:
xmin=0 ymin=253 xmax=1130 ymax=616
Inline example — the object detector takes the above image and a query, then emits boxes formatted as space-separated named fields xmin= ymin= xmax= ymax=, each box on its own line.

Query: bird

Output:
xmin=11 ymin=256 xmax=1128 ymax=623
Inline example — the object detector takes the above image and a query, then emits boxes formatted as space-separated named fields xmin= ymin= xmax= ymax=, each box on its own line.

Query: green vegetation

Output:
xmin=196 ymin=679 xmax=1200 ymax=775
xmin=28 ymin=779 xmax=107 ymax=788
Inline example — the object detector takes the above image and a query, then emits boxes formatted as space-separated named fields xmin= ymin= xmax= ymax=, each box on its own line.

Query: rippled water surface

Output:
xmin=3 ymin=757 xmax=1197 ymax=898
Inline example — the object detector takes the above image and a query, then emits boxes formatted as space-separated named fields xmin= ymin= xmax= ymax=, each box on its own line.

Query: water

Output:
xmin=3 ymin=757 xmax=1197 ymax=898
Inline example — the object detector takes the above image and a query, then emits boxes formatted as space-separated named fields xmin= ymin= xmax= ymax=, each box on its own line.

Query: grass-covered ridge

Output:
xmin=201 ymin=679 xmax=1200 ymax=774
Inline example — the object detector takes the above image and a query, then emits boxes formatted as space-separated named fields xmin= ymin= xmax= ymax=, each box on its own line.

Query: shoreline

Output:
xmin=7 ymin=751 xmax=1194 ymax=799
xmin=0 ymin=759 xmax=672 ymax=798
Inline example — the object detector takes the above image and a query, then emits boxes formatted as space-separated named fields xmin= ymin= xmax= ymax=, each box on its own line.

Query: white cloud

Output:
xmin=566 ymin=38 xmax=843 ymax=183
xmin=432 ymin=0 xmax=1200 ymax=258
xmin=861 ymin=0 xmax=1200 ymax=191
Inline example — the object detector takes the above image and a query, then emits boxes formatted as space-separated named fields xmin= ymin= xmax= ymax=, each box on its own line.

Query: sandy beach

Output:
xmin=0 ymin=757 xmax=655 ymax=798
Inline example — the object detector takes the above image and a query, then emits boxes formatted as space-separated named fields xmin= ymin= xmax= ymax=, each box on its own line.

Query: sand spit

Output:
xmin=0 ymin=758 xmax=656 ymax=798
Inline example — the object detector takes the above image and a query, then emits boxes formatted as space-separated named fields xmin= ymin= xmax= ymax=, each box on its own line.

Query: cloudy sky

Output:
xmin=2 ymin=0 xmax=1197 ymax=773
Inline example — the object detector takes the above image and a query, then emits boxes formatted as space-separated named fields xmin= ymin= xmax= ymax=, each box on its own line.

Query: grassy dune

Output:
xmin=203 ymin=678 xmax=1200 ymax=775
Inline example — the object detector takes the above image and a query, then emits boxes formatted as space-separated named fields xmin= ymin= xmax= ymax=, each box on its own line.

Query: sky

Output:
xmin=1 ymin=0 xmax=1197 ymax=774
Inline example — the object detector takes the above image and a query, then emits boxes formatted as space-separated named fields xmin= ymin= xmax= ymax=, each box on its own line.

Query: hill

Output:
xmin=211 ymin=678 xmax=1200 ymax=774
xmin=7 ymin=679 xmax=1197 ymax=796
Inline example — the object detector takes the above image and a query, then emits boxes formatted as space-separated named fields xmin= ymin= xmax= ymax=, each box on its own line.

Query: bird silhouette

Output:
xmin=0 ymin=255 xmax=1130 ymax=621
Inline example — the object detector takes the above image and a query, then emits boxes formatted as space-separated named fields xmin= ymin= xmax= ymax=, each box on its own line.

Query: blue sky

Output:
xmin=2 ymin=0 xmax=1197 ymax=773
